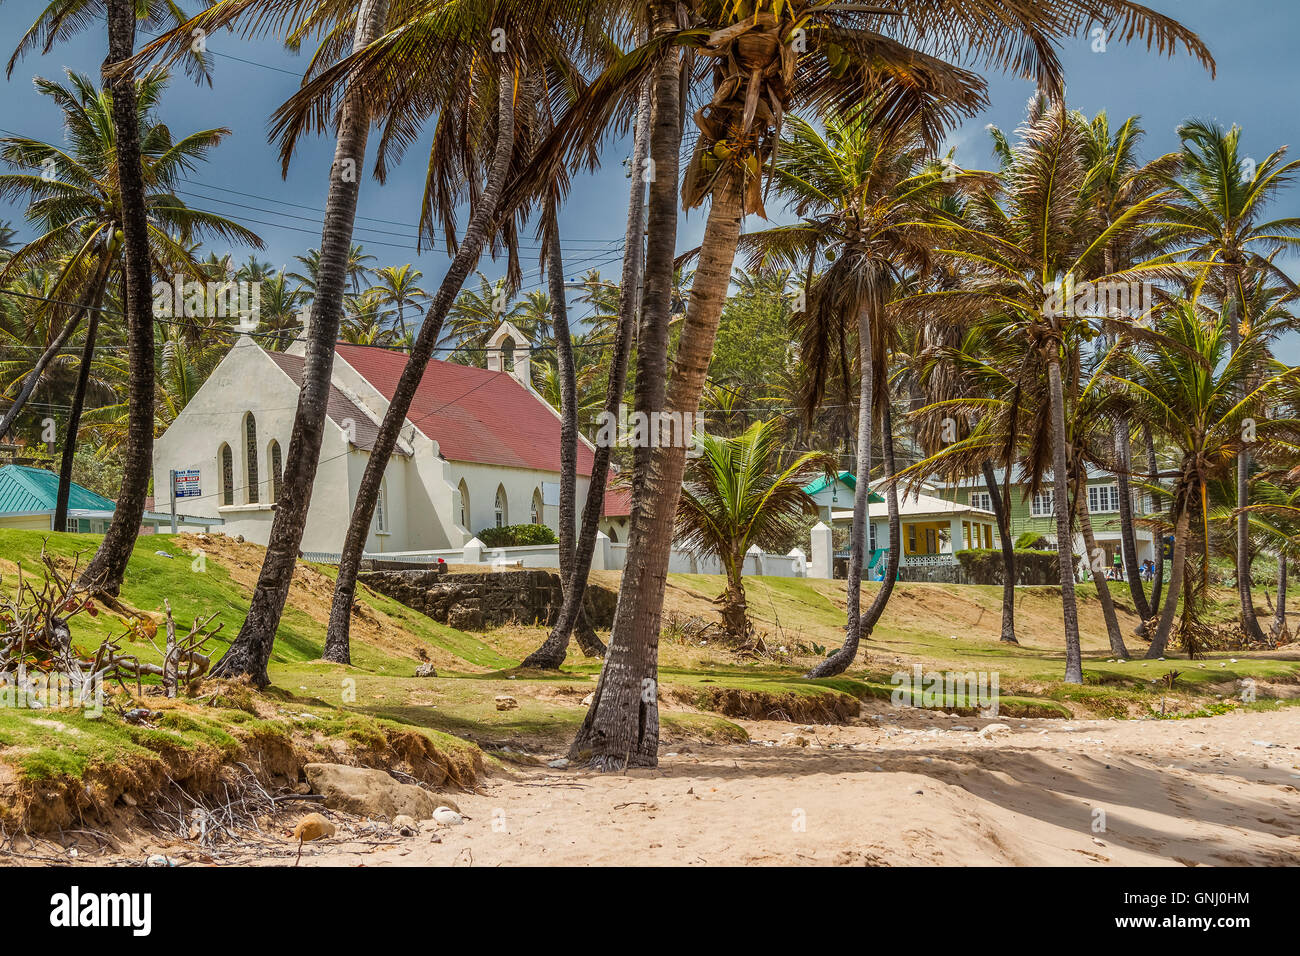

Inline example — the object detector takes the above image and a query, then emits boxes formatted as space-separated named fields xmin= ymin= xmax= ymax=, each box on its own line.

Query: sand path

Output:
xmin=307 ymin=706 xmax=1300 ymax=867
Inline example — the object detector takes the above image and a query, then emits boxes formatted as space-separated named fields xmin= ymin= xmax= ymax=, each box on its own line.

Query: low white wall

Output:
xmin=304 ymin=540 xmax=800 ymax=580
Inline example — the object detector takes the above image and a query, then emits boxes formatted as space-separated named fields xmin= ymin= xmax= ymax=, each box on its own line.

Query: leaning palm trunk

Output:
xmin=807 ymin=303 xmax=872 ymax=678
xmin=982 ymin=459 xmax=1017 ymax=643
xmin=1046 ymin=351 xmax=1083 ymax=683
xmin=1076 ymin=482 xmax=1130 ymax=658
xmin=568 ymin=159 xmax=740 ymax=770
xmin=321 ymin=62 xmax=515 ymax=665
xmin=211 ymin=0 xmax=390 ymax=683
xmin=77 ymin=0 xmax=155 ymax=596
xmin=855 ymin=402 xmax=901 ymax=634
xmin=0 ymin=309 xmax=83 ymax=440
xmin=55 ymin=266 xmax=109 ymax=530
xmin=1148 ymin=495 xmax=1191 ymax=658
xmin=542 ymin=207 xmax=605 ymax=659
xmin=1114 ymin=418 xmax=1151 ymax=624
xmin=521 ymin=81 xmax=650 ymax=669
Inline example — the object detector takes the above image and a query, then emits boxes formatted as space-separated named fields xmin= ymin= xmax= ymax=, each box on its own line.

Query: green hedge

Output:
xmin=955 ymin=548 xmax=1066 ymax=585
xmin=476 ymin=523 xmax=558 ymax=548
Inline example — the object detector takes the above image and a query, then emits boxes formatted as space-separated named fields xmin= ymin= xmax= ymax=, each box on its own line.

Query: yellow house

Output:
xmin=831 ymin=486 xmax=997 ymax=572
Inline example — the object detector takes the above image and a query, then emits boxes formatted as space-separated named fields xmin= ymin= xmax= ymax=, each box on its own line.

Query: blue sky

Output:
xmin=0 ymin=0 xmax=1296 ymax=362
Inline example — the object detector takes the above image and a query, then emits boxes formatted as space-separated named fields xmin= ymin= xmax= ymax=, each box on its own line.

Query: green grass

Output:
xmin=1 ymin=527 xmax=1296 ymax=808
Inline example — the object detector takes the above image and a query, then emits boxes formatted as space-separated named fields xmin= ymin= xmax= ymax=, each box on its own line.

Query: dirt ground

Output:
xmin=289 ymin=704 xmax=1300 ymax=867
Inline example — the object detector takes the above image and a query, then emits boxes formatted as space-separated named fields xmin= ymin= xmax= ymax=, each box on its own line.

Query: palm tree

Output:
xmin=1158 ymin=120 xmax=1300 ymax=643
xmin=444 ymin=273 xmax=526 ymax=363
xmin=320 ymin=55 xmax=522 ymax=666
xmin=372 ymin=264 xmax=426 ymax=348
xmin=521 ymin=68 xmax=652 ymax=670
xmin=676 ymin=419 xmax=833 ymax=635
xmin=1078 ymin=111 xmax=1181 ymax=627
xmin=252 ymin=270 xmax=307 ymax=350
xmin=1112 ymin=292 xmax=1298 ymax=656
xmin=341 ymin=288 xmax=399 ymax=345
xmin=7 ymin=0 xmax=210 ymax=595
xmin=743 ymin=110 xmax=960 ymax=678
xmin=0 ymin=70 xmax=258 ymax=533
xmin=917 ymin=98 xmax=1196 ymax=681
xmin=206 ymin=0 xmax=396 ymax=685
xmin=560 ymin=0 xmax=1210 ymax=763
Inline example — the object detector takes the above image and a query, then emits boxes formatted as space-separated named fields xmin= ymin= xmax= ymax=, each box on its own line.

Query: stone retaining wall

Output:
xmin=358 ymin=569 xmax=617 ymax=632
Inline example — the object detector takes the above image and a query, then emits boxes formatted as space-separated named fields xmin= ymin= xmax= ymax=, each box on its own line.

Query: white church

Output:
xmin=152 ymin=322 xmax=608 ymax=555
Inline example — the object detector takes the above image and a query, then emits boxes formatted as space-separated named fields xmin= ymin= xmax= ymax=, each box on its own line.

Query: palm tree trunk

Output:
xmin=1148 ymin=494 xmax=1191 ymax=658
xmin=981 ymin=459 xmax=1017 ymax=643
xmin=321 ymin=61 xmax=514 ymax=665
xmin=1271 ymin=553 xmax=1287 ymax=644
xmin=1114 ymin=418 xmax=1151 ymax=624
xmin=720 ymin=551 xmax=748 ymax=636
xmin=807 ymin=303 xmax=872 ymax=678
xmin=54 ymin=267 xmax=109 ymax=530
xmin=567 ymin=147 xmax=737 ymax=772
xmin=1146 ymin=425 xmax=1164 ymax=613
xmin=77 ymin=0 xmax=154 ymax=596
xmin=1228 ymin=302 xmax=1267 ymax=643
xmin=212 ymin=0 xmax=390 ymax=683
xmin=856 ymin=402 xmax=901 ymax=634
xmin=1047 ymin=352 xmax=1083 ymax=683
xmin=546 ymin=212 xmax=576 ymax=593
xmin=521 ymin=76 xmax=650 ymax=670
xmin=1076 ymin=480 xmax=1130 ymax=658
xmin=542 ymin=205 xmax=605 ymax=659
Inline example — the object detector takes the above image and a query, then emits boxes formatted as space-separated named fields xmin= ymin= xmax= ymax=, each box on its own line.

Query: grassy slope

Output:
xmin=1 ymin=528 xmax=1297 ymax=795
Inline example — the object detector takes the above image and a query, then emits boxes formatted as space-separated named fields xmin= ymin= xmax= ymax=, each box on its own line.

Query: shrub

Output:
xmin=476 ymin=523 xmax=558 ymax=548
xmin=955 ymin=548 xmax=1064 ymax=585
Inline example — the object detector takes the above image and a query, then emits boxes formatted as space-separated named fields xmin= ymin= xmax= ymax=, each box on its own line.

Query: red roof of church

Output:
xmin=602 ymin=486 xmax=632 ymax=517
xmin=265 ymin=350 xmax=387 ymax=454
xmin=334 ymin=344 xmax=595 ymax=474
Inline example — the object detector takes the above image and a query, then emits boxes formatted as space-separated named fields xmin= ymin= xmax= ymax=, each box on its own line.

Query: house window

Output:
xmin=971 ymin=491 xmax=992 ymax=512
xmin=244 ymin=413 xmax=259 ymax=504
xmin=220 ymin=443 xmax=234 ymax=506
xmin=65 ymin=517 xmax=79 ymax=533
xmin=1030 ymin=490 xmax=1055 ymax=517
xmin=269 ymin=440 xmax=283 ymax=503
xmin=1088 ymin=483 xmax=1120 ymax=514
xmin=494 ymin=487 xmax=507 ymax=528
xmin=531 ymin=488 xmax=543 ymax=525
xmin=375 ymin=482 xmax=388 ymax=533
xmin=907 ymin=525 xmax=917 ymax=553
xmin=869 ymin=522 xmax=877 ymax=552
xmin=608 ymin=525 xmax=619 ymax=544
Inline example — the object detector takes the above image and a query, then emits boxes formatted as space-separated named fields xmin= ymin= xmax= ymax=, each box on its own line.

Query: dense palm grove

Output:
xmin=1 ymin=0 xmax=1297 ymax=768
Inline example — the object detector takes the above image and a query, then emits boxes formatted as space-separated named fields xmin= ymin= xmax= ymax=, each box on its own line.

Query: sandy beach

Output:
xmin=299 ymin=705 xmax=1300 ymax=867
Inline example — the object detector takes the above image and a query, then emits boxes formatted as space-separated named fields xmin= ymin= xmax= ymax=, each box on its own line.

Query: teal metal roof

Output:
xmin=0 ymin=465 xmax=117 ymax=515
xmin=802 ymin=470 xmax=884 ymax=503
